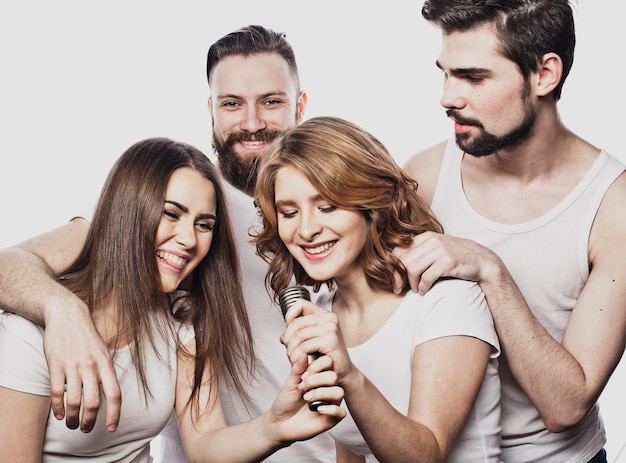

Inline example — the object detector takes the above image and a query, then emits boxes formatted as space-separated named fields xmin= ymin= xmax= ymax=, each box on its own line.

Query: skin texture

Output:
xmin=399 ymin=25 xmax=626 ymax=433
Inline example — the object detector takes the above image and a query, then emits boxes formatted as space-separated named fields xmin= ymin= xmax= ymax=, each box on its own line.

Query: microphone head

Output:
xmin=278 ymin=286 xmax=311 ymax=318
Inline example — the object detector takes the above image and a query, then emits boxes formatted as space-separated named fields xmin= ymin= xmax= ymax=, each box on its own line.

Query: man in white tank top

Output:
xmin=398 ymin=2 xmax=626 ymax=463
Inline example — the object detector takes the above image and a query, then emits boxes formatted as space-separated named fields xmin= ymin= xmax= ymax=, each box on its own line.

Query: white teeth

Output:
xmin=157 ymin=251 xmax=188 ymax=267
xmin=242 ymin=141 xmax=263 ymax=146
xmin=305 ymin=242 xmax=335 ymax=255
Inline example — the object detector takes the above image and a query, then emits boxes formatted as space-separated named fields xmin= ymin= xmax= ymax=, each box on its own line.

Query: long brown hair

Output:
xmin=253 ymin=116 xmax=442 ymax=299
xmin=59 ymin=137 xmax=254 ymax=419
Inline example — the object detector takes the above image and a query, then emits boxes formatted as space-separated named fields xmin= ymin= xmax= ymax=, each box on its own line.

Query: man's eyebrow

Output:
xmin=436 ymin=60 xmax=492 ymax=76
xmin=216 ymin=90 xmax=289 ymax=100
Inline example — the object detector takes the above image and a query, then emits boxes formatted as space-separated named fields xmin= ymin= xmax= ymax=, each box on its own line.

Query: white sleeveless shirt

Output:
xmin=430 ymin=138 xmax=625 ymax=463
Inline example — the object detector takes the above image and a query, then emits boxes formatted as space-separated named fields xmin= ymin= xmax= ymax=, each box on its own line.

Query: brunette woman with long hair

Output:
xmin=0 ymin=137 xmax=344 ymax=462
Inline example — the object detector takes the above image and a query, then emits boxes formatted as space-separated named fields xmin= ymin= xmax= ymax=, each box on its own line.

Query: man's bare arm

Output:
xmin=0 ymin=218 xmax=121 ymax=432
xmin=392 ymin=174 xmax=626 ymax=432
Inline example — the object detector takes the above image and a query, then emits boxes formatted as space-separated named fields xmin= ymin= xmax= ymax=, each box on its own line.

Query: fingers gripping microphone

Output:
xmin=278 ymin=285 xmax=311 ymax=316
xmin=278 ymin=286 xmax=327 ymax=411
xmin=278 ymin=286 xmax=322 ymax=366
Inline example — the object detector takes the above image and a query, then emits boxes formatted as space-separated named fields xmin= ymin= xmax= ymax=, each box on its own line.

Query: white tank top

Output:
xmin=430 ymin=138 xmax=625 ymax=463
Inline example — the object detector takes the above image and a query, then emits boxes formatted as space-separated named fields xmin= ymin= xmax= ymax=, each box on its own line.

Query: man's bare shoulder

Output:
xmin=10 ymin=218 xmax=90 ymax=274
xmin=594 ymin=170 xmax=626 ymax=233
xmin=587 ymin=169 xmax=626 ymax=268
xmin=402 ymin=140 xmax=448 ymax=206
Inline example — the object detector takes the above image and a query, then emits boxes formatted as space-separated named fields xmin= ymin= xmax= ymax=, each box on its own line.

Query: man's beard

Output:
xmin=213 ymin=129 xmax=281 ymax=195
xmin=450 ymin=86 xmax=535 ymax=158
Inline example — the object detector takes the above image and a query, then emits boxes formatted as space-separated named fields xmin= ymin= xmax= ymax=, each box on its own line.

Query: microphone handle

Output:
xmin=278 ymin=286 xmax=328 ymax=411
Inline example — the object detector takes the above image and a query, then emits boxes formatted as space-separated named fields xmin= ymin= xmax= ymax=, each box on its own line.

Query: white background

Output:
xmin=1 ymin=1 xmax=624 ymax=459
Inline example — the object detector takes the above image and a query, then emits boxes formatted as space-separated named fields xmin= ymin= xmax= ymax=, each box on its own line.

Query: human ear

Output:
xmin=296 ymin=91 xmax=308 ymax=123
xmin=535 ymin=52 xmax=563 ymax=97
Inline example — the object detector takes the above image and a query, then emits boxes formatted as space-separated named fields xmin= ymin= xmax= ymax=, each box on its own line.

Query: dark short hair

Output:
xmin=206 ymin=24 xmax=300 ymax=91
xmin=422 ymin=0 xmax=575 ymax=100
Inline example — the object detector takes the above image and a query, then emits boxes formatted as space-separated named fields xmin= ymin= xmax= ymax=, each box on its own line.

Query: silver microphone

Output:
xmin=278 ymin=285 xmax=311 ymax=316
xmin=278 ymin=285 xmax=327 ymax=411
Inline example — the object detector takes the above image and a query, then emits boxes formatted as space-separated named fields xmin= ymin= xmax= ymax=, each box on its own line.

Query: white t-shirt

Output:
xmin=318 ymin=280 xmax=502 ymax=463
xmin=0 ymin=311 xmax=186 ymax=462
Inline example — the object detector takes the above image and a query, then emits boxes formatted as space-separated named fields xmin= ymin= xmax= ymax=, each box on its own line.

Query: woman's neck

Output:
xmin=332 ymin=282 xmax=404 ymax=348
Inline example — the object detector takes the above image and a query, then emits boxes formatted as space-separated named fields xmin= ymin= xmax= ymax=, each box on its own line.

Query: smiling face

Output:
xmin=209 ymin=53 xmax=307 ymax=195
xmin=156 ymin=167 xmax=217 ymax=293
xmin=274 ymin=165 xmax=368 ymax=284
xmin=437 ymin=25 xmax=536 ymax=157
